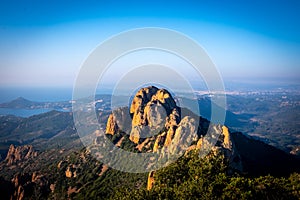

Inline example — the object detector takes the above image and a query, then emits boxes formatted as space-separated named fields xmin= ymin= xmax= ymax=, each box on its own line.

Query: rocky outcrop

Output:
xmin=167 ymin=116 xmax=198 ymax=155
xmin=290 ymin=146 xmax=300 ymax=156
xmin=129 ymin=126 xmax=142 ymax=144
xmin=222 ymin=126 xmax=232 ymax=149
xmin=65 ymin=167 xmax=73 ymax=178
xmin=164 ymin=127 xmax=175 ymax=147
xmin=105 ymin=107 xmax=132 ymax=136
xmin=131 ymin=87 xmax=175 ymax=112
xmin=217 ymin=125 xmax=243 ymax=172
xmin=164 ymin=108 xmax=180 ymax=147
xmin=153 ymin=133 xmax=166 ymax=153
xmin=130 ymin=86 xmax=159 ymax=116
xmin=129 ymin=87 xmax=177 ymax=144
xmin=106 ymin=114 xmax=118 ymax=135
xmin=165 ymin=108 xmax=180 ymax=129
xmin=147 ymin=124 xmax=243 ymax=190
xmin=50 ymin=184 xmax=55 ymax=193
xmin=103 ymin=86 xmax=244 ymax=190
xmin=147 ymin=171 xmax=155 ymax=190
xmin=105 ymin=86 xmax=179 ymax=144
xmin=10 ymin=172 xmax=49 ymax=200
xmin=150 ymin=89 xmax=176 ymax=113
xmin=194 ymin=125 xmax=243 ymax=173
xmin=5 ymin=144 xmax=37 ymax=166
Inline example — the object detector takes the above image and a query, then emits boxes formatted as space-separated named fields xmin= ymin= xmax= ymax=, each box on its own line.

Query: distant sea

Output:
xmin=0 ymin=87 xmax=114 ymax=103
xmin=0 ymin=87 xmax=113 ymax=117
xmin=0 ymin=87 xmax=72 ymax=117
xmin=0 ymin=108 xmax=70 ymax=118
xmin=0 ymin=87 xmax=73 ymax=103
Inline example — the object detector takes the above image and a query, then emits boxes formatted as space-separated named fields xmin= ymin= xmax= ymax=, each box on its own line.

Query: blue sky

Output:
xmin=0 ymin=0 xmax=299 ymax=88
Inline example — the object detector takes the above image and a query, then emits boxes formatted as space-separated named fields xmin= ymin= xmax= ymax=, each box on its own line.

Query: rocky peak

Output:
xmin=104 ymin=87 xmax=239 ymax=156
xmin=130 ymin=86 xmax=159 ymax=115
xmin=105 ymin=86 xmax=179 ymax=144
xmin=103 ymin=86 xmax=243 ymax=190
xmin=150 ymin=88 xmax=176 ymax=114
xmin=221 ymin=126 xmax=232 ymax=149
xmin=130 ymin=86 xmax=176 ymax=121
xmin=129 ymin=87 xmax=178 ymax=143
xmin=5 ymin=144 xmax=37 ymax=166
xmin=106 ymin=114 xmax=119 ymax=135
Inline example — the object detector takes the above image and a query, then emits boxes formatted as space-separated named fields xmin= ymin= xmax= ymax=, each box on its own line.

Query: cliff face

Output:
xmin=129 ymin=86 xmax=177 ymax=144
xmin=105 ymin=87 xmax=240 ymax=158
xmin=104 ymin=86 xmax=243 ymax=190
xmin=104 ymin=87 xmax=300 ymax=191
xmin=5 ymin=144 xmax=38 ymax=166
xmin=106 ymin=114 xmax=118 ymax=135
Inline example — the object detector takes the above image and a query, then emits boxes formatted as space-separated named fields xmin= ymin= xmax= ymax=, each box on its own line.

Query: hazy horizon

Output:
xmin=0 ymin=78 xmax=299 ymax=104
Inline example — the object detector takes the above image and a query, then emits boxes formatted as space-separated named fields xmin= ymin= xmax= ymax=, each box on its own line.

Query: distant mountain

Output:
xmin=0 ymin=97 xmax=71 ymax=110
xmin=0 ymin=97 xmax=41 ymax=108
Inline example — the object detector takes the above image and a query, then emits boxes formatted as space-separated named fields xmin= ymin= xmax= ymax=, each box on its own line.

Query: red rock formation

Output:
xmin=5 ymin=144 xmax=37 ymax=166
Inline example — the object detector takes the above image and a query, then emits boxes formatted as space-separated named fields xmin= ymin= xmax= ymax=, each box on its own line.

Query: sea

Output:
xmin=0 ymin=87 xmax=74 ymax=117
xmin=0 ymin=87 xmax=115 ymax=117
xmin=0 ymin=87 xmax=73 ymax=103
xmin=0 ymin=108 xmax=69 ymax=117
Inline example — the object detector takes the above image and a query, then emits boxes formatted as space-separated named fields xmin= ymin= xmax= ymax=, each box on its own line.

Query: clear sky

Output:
xmin=0 ymin=0 xmax=299 ymax=88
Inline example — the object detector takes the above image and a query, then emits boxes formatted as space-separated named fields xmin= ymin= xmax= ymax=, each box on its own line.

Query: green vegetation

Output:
xmin=1 ymin=143 xmax=299 ymax=199
xmin=49 ymin=149 xmax=147 ymax=200
xmin=0 ymin=111 xmax=78 ymax=155
xmin=113 ymin=150 xmax=300 ymax=200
